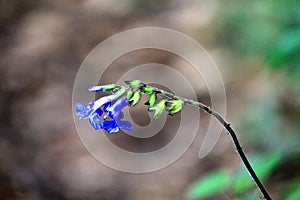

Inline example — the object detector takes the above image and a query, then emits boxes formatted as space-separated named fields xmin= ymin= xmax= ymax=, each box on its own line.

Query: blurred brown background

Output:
xmin=1 ymin=0 xmax=299 ymax=199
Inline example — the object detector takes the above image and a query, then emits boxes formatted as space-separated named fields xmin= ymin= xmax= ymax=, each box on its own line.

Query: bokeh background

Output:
xmin=1 ymin=0 xmax=299 ymax=199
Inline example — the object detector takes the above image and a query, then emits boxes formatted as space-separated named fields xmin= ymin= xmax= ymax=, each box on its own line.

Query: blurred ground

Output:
xmin=0 ymin=0 xmax=299 ymax=200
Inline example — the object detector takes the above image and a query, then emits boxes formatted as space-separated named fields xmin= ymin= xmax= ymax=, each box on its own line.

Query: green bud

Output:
xmin=148 ymin=99 xmax=166 ymax=119
xmin=166 ymin=99 xmax=184 ymax=115
xmin=126 ymin=89 xmax=134 ymax=100
xmin=112 ymin=87 xmax=120 ymax=93
xmin=124 ymin=80 xmax=141 ymax=89
xmin=104 ymin=84 xmax=116 ymax=91
xmin=145 ymin=93 xmax=157 ymax=107
xmin=129 ymin=91 xmax=141 ymax=106
xmin=115 ymin=86 xmax=127 ymax=98
xmin=140 ymin=85 xmax=154 ymax=95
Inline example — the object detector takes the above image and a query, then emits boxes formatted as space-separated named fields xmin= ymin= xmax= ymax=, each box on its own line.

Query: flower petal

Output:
xmin=95 ymin=108 xmax=103 ymax=116
xmin=117 ymin=120 xmax=132 ymax=131
xmin=103 ymin=101 xmax=111 ymax=113
xmin=108 ymin=99 xmax=128 ymax=116
xmin=114 ymin=110 xmax=132 ymax=131
xmin=118 ymin=111 xmax=124 ymax=119
xmin=102 ymin=120 xmax=119 ymax=133
xmin=75 ymin=103 xmax=92 ymax=119
xmin=93 ymin=94 xmax=117 ymax=112
xmin=88 ymin=114 xmax=103 ymax=130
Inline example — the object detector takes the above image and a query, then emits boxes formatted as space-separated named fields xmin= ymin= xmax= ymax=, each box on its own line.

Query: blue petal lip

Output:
xmin=103 ymin=102 xmax=111 ymax=112
xmin=102 ymin=120 xmax=119 ymax=133
xmin=95 ymin=108 xmax=103 ymax=116
xmin=115 ymin=111 xmax=132 ymax=131
xmin=88 ymin=114 xmax=103 ymax=130
xmin=75 ymin=103 xmax=92 ymax=119
xmin=107 ymin=99 xmax=132 ymax=131
xmin=116 ymin=120 xmax=132 ymax=131
xmin=118 ymin=111 xmax=124 ymax=119
xmin=75 ymin=94 xmax=132 ymax=133
xmin=108 ymin=99 xmax=128 ymax=115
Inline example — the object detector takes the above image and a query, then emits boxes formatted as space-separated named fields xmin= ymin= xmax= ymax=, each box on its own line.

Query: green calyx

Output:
xmin=103 ymin=84 xmax=116 ymax=91
xmin=166 ymin=99 xmax=184 ymax=115
xmin=126 ymin=89 xmax=134 ymax=100
xmin=140 ymin=85 xmax=154 ymax=95
xmin=112 ymin=87 xmax=120 ymax=93
xmin=124 ymin=80 xmax=141 ymax=89
xmin=145 ymin=93 xmax=157 ymax=107
xmin=148 ymin=99 xmax=166 ymax=119
xmin=129 ymin=91 xmax=141 ymax=106
xmin=115 ymin=86 xmax=127 ymax=98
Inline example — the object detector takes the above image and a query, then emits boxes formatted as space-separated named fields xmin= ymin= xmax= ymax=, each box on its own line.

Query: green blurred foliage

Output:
xmin=187 ymin=1 xmax=300 ymax=199
xmin=285 ymin=177 xmax=300 ymax=200
xmin=241 ymin=192 xmax=259 ymax=200
xmin=231 ymin=151 xmax=282 ymax=194
xmin=218 ymin=0 xmax=300 ymax=83
xmin=129 ymin=0 xmax=171 ymax=13
xmin=186 ymin=170 xmax=229 ymax=200
xmin=237 ymin=92 xmax=300 ymax=199
xmin=186 ymin=151 xmax=282 ymax=199
xmin=239 ymin=93 xmax=289 ymax=151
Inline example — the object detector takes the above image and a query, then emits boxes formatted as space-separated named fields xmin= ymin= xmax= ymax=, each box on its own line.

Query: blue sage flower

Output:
xmin=75 ymin=94 xmax=116 ymax=119
xmin=104 ymin=99 xmax=132 ymax=133
xmin=75 ymin=94 xmax=117 ymax=131
xmin=75 ymin=92 xmax=132 ymax=133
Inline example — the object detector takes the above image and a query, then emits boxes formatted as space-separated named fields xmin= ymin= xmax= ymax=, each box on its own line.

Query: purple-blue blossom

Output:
xmin=75 ymin=88 xmax=132 ymax=134
xmin=104 ymin=99 xmax=132 ymax=133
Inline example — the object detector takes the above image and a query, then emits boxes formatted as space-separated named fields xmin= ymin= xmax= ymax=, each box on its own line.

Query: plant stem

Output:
xmin=142 ymin=83 xmax=272 ymax=200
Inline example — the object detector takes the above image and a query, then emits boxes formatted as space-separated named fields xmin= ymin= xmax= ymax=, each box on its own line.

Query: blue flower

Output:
xmin=75 ymin=94 xmax=117 ymax=130
xmin=75 ymin=95 xmax=132 ymax=134
xmin=76 ymin=94 xmax=117 ymax=117
xmin=104 ymin=99 xmax=133 ymax=133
